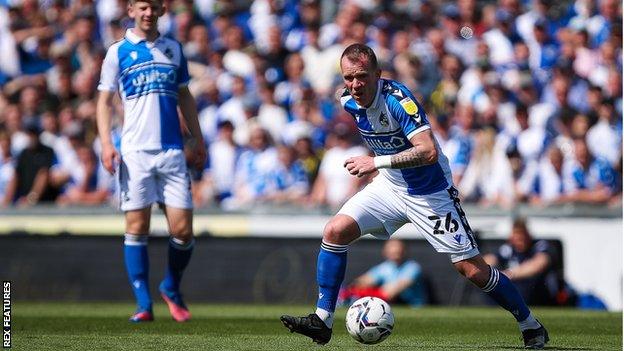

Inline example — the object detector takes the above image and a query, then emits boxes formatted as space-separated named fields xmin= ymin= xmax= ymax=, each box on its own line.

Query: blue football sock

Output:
xmin=483 ymin=266 xmax=530 ymax=322
xmin=316 ymin=241 xmax=348 ymax=322
xmin=161 ymin=237 xmax=194 ymax=293
xmin=124 ymin=234 xmax=152 ymax=312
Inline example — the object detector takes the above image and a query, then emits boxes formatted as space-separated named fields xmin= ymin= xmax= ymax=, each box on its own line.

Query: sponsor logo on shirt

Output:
xmin=131 ymin=69 xmax=177 ymax=87
xmin=362 ymin=135 xmax=407 ymax=155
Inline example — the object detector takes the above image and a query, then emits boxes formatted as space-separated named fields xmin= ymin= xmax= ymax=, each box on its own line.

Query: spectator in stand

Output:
xmin=2 ymin=120 xmax=58 ymax=207
xmin=228 ymin=126 xmax=278 ymax=209
xmin=48 ymin=120 xmax=84 ymax=193
xmin=561 ymin=136 xmax=617 ymax=204
xmin=262 ymin=144 xmax=309 ymax=205
xmin=275 ymin=52 xmax=309 ymax=118
xmin=0 ymin=130 xmax=15 ymax=202
xmin=222 ymin=24 xmax=254 ymax=79
xmin=3 ymin=104 xmax=29 ymax=155
xmin=586 ymin=97 xmax=622 ymax=166
xmin=301 ymin=22 xmax=342 ymax=97
xmin=309 ymin=122 xmax=368 ymax=210
xmin=200 ymin=120 xmax=240 ymax=207
xmin=56 ymin=144 xmax=112 ymax=206
xmin=293 ymin=135 xmax=321 ymax=186
xmin=526 ymin=144 xmax=566 ymax=206
xmin=256 ymin=82 xmax=288 ymax=143
xmin=184 ymin=22 xmax=212 ymax=65
xmin=217 ymin=74 xmax=249 ymax=137
xmin=482 ymin=9 xmax=517 ymax=67
xmin=431 ymin=113 xmax=471 ymax=187
xmin=459 ymin=127 xmax=515 ymax=207
xmin=340 ymin=239 xmax=427 ymax=307
xmin=484 ymin=217 xmax=560 ymax=305
xmin=441 ymin=3 xmax=477 ymax=66
xmin=258 ymin=24 xmax=291 ymax=84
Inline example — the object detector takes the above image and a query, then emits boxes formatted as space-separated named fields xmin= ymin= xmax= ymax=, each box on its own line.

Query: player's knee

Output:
xmin=322 ymin=218 xmax=358 ymax=245
xmin=169 ymin=223 xmax=193 ymax=240
xmin=126 ymin=222 xmax=150 ymax=235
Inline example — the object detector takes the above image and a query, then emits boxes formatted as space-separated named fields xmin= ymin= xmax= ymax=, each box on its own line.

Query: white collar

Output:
xmin=125 ymin=28 xmax=162 ymax=44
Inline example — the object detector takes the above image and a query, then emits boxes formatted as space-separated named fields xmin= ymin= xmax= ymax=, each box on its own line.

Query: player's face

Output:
xmin=510 ymin=228 xmax=531 ymax=253
xmin=383 ymin=240 xmax=406 ymax=263
xmin=128 ymin=1 xmax=164 ymax=35
xmin=341 ymin=56 xmax=380 ymax=107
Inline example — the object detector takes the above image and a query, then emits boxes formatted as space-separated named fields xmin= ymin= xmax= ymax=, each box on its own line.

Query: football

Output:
xmin=345 ymin=296 xmax=394 ymax=344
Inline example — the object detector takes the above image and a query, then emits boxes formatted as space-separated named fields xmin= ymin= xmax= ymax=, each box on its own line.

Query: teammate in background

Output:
xmin=281 ymin=44 xmax=549 ymax=349
xmin=340 ymin=239 xmax=427 ymax=307
xmin=96 ymin=0 xmax=206 ymax=323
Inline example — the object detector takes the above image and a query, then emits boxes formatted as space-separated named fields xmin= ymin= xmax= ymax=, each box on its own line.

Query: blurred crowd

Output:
xmin=0 ymin=0 xmax=621 ymax=210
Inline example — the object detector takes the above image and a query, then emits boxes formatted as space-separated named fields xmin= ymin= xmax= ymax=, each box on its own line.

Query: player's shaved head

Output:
xmin=341 ymin=43 xmax=378 ymax=71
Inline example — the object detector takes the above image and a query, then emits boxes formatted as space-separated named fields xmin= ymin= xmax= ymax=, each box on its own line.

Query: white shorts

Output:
xmin=118 ymin=149 xmax=192 ymax=211
xmin=338 ymin=177 xmax=479 ymax=263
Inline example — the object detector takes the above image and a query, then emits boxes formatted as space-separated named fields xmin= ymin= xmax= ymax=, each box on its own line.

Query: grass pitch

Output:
xmin=12 ymin=302 xmax=621 ymax=350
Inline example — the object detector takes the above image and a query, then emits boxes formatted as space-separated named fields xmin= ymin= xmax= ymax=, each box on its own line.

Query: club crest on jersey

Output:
xmin=164 ymin=47 xmax=173 ymax=59
xmin=130 ymin=51 xmax=138 ymax=61
xmin=379 ymin=111 xmax=389 ymax=126
xmin=400 ymin=97 xmax=419 ymax=115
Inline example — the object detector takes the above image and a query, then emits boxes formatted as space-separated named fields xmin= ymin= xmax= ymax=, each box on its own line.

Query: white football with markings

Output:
xmin=345 ymin=296 xmax=394 ymax=344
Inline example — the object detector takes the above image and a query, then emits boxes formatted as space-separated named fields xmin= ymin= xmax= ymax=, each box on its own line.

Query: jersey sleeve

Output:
xmin=177 ymin=42 xmax=190 ymax=87
xmin=533 ymin=240 xmax=550 ymax=254
xmin=496 ymin=243 xmax=513 ymax=266
xmin=97 ymin=45 xmax=120 ymax=92
xmin=365 ymin=263 xmax=386 ymax=285
xmin=595 ymin=158 xmax=617 ymax=190
xmin=396 ymin=261 xmax=421 ymax=281
xmin=386 ymin=83 xmax=430 ymax=140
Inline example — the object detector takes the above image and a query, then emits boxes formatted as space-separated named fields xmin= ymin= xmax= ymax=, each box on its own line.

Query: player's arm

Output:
xmin=556 ymin=185 xmax=612 ymax=204
xmin=353 ymin=273 xmax=377 ymax=288
xmin=178 ymin=86 xmax=206 ymax=171
xmin=18 ymin=168 xmax=49 ymax=207
xmin=96 ymin=90 xmax=119 ymax=174
xmin=381 ymin=278 xmax=414 ymax=300
xmin=344 ymin=130 xmax=438 ymax=177
xmin=1 ymin=173 xmax=17 ymax=207
xmin=483 ymin=253 xmax=500 ymax=267
xmin=502 ymin=252 xmax=550 ymax=281
xmin=388 ymin=129 xmax=438 ymax=168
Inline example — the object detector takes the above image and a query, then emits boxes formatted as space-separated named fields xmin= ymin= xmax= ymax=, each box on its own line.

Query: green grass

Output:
xmin=11 ymin=302 xmax=621 ymax=350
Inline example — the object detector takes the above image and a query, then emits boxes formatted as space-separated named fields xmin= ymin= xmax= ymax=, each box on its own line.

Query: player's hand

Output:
xmin=187 ymin=138 xmax=207 ymax=172
xmin=344 ymin=155 xmax=377 ymax=178
xmin=101 ymin=143 xmax=119 ymax=175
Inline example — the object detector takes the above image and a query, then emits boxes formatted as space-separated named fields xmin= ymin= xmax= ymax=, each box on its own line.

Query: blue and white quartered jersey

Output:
xmin=98 ymin=29 xmax=190 ymax=154
xmin=340 ymin=79 xmax=452 ymax=195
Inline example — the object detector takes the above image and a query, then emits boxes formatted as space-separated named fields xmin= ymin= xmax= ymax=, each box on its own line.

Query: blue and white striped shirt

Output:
xmin=340 ymin=79 xmax=452 ymax=195
xmin=98 ymin=29 xmax=190 ymax=154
